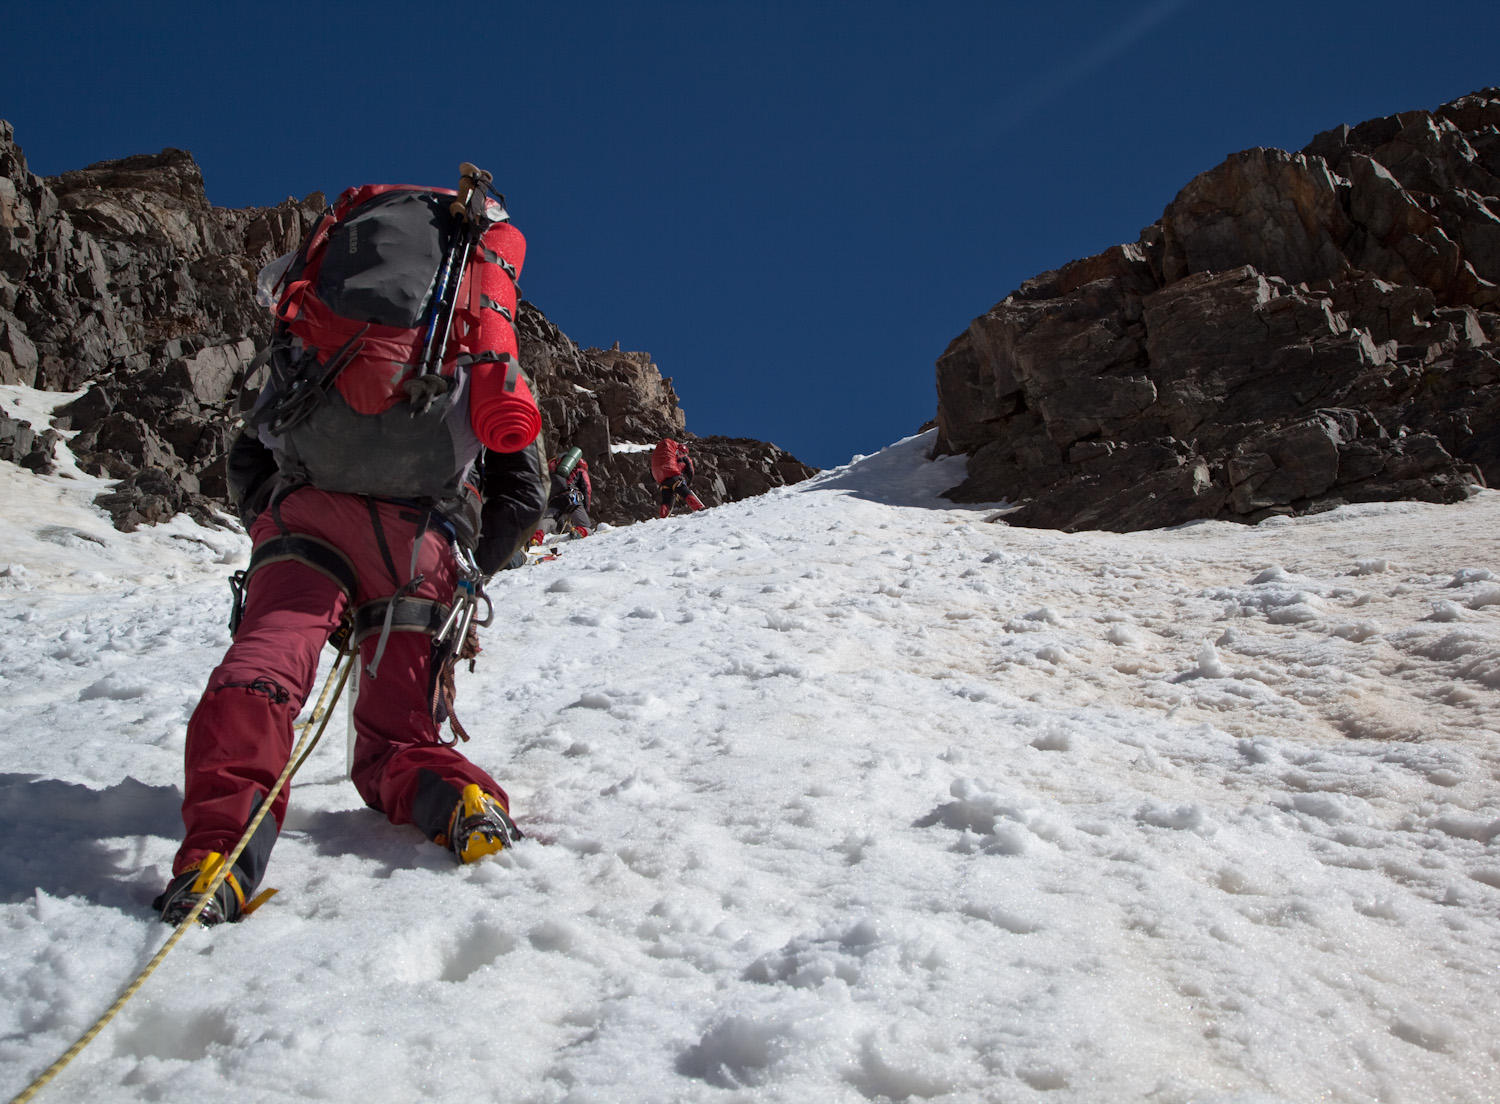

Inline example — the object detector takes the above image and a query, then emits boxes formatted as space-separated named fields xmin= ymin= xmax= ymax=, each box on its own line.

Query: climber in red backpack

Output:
xmin=155 ymin=165 xmax=547 ymax=926
xmin=651 ymin=437 xmax=705 ymax=519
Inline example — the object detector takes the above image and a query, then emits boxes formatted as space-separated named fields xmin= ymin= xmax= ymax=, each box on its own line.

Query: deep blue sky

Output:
xmin=5 ymin=2 xmax=1498 ymax=468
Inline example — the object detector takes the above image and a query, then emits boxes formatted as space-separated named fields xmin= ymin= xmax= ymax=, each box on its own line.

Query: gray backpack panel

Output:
xmin=316 ymin=190 xmax=452 ymax=329
xmin=262 ymin=367 xmax=482 ymax=501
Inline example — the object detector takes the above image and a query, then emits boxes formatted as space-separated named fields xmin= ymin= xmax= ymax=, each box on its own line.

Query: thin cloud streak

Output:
xmin=956 ymin=0 xmax=1195 ymax=155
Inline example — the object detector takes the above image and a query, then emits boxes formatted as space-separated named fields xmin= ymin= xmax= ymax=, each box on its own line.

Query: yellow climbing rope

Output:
xmin=8 ymin=649 xmax=355 ymax=1104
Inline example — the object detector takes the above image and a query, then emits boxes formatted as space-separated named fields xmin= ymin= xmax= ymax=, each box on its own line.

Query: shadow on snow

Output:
xmin=0 ymin=773 xmax=181 ymax=908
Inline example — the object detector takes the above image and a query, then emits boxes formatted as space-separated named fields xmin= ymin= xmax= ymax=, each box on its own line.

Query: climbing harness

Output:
xmin=8 ymin=649 xmax=356 ymax=1104
xmin=229 ymin=504 xmax=486 ymax=744
xmin=228 ymin=533 xmax=359 ymax=636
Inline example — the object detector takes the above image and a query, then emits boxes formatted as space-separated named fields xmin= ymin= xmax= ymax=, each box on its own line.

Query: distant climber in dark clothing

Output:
xmin=535 ymin=447 xmax=592 ymax=542
xmin=651 ymin=438 xmax=705 ymax=519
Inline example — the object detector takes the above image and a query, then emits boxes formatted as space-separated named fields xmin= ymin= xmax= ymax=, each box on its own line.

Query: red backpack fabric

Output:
xmin=651 ymin=439 xmax=684 ymax=483
xmin=274 ymin=184 xmax=527 ymax=417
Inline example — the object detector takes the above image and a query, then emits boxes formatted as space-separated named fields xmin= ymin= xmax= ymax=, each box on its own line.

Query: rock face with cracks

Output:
xmin=0 ymin=121 xmax=814 ymax=531
xmin=935 ymin=88 xmax=1500 ymax=531
xmin=516 ymin=303 xmax=816 ymax=525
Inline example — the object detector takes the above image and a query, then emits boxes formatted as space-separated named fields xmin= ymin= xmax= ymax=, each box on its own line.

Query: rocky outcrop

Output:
xmin=0 ymin=122 xmax=324 ymax=528
xmin=0 ymin=403 xmax=60 ymax=474
xmin=519 ymin=303 xmax=815 ymax=523
xmin=936 ymin=88 xmax=1500 ymax=530
xmin=0 ymin=121 xmax=814 ymax=530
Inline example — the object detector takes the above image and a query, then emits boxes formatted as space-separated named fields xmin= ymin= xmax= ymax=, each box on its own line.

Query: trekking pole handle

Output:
xmin=452 ymin=163 xmax=493 ymax=221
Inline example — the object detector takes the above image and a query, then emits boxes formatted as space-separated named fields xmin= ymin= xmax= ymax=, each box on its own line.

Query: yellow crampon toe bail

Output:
xmin=241 ymin=888 xmax=279 ymax=917
xmin=192 ymin=852 xmax=246 ymax=912
xmin=454 ymin=783 xmax=511 ymax=864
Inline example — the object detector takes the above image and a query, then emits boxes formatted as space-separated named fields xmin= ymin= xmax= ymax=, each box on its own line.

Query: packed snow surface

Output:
xmin=2 ymin=387 xmax=1500 ymax=1103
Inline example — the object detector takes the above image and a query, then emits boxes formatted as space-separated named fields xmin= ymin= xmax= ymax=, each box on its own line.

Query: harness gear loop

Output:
xmin=227 ymin=569 xmax=248 ymax=636
xmin=425 ymin=546 xmax=490 ymax=745
xmin=431 ymin=617 xmax=482 ymax=745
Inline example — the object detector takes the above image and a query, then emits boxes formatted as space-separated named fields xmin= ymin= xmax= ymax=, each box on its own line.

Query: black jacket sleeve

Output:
xmin=226 ymin=428 xmax=278 ymax=527
xmin=476 ymin=438 xmax=548 ymax=575
xmin=545 ymin=469 xmax=570 ymax=511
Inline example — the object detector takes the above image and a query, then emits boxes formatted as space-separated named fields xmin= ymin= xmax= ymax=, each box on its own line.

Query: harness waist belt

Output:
xmin=352 ymin=597 xmax=452 ymax=646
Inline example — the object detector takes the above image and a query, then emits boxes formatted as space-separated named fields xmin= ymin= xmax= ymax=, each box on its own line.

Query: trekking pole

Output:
xmin=7 ymin=649 xmax=356 ymax=1104
xmin=415 ymin=247 xmax=461 ymax=381
xmin=415 ymin=163 xmax=492 ymax=381
xmin=428 ymin=164 xmax=491 ymax=370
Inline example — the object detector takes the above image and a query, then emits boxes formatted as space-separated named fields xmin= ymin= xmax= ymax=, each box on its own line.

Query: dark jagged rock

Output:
xmin=936 ymin=88 xmax=1500 ymax=531
xmin=518 ymin=301 xmax=816 ymax=522
xmin=0 ymin=122 xmax=325 ymax=528
xmin=0 ymin=122 xmax=814 ymax=531
xmin=0 ymin=403 xmax=59 ymax=474
xmin=93 ymin=465 xmax=222 ymax=532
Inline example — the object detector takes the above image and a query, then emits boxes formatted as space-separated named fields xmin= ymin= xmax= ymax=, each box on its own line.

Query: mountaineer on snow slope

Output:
xmin=156 ymin=166 xmax=547 ymax=925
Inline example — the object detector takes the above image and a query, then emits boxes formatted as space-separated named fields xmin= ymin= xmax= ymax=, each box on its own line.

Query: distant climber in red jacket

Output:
xmin=651 ymin=438 xmax=705 ymax=519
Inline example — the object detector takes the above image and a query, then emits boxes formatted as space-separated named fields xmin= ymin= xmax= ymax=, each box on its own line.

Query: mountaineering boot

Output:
xmin=153 ymin=852 xmax=245 ymax=926
xmin=685 ymin=494 xmax=705 ymax=512
xmin=447 ymin=783 xmax=522 ymax=863
xmin=657 ymin=503 xmax=671 ymax=519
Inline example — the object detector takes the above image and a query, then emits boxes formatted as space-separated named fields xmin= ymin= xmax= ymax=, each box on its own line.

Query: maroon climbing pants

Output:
xmin=173 ymin=488 xmax=507 ymax=887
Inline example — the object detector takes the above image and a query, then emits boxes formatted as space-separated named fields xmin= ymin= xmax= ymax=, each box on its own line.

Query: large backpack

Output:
xmin=253 ymin=171 xmax=527 ymax=519
xmin=651 ymin=439 xmax=685 ymax=483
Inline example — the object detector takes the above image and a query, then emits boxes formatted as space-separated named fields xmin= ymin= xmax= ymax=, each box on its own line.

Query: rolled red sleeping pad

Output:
xmin=469 ymin=361 xmax=542 ymax=452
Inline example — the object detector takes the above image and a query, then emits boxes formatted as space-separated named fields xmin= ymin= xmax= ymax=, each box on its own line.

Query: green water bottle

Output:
xmin=555 ymin=446 xmax=584 ymax=478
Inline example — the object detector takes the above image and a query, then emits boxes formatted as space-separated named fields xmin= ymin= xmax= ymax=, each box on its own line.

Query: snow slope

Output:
xmin=3 ymin=385 xmax=1500 ymax=1103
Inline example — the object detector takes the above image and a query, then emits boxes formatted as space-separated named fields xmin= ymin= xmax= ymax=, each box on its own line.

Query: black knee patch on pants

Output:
xmin=413 ymin=769 xmax=463 ymax=841
xmin=233 ymin=791 xmax=279 ymax=896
